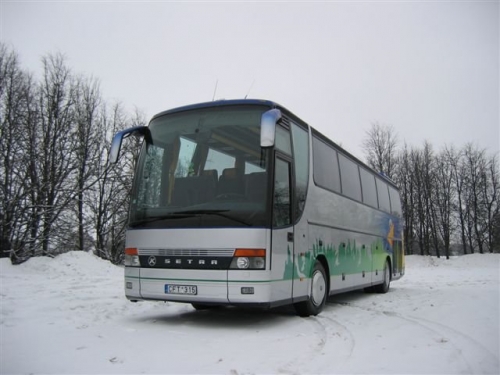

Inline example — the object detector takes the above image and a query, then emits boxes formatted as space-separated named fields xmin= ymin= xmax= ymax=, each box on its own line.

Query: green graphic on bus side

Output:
xmin=283 ymin=238 xmax=391 ymax=281
xmin=283 ymin=218 xmax=401 ymax=280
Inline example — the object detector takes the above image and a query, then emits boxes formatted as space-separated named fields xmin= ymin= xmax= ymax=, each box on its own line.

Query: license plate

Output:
xmin=165 ymin=284 xmax=197 ymax=295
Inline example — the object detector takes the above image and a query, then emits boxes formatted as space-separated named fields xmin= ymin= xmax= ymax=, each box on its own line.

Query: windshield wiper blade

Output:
xmin=129 ymin=213 xmax=191 ymax=227
xmin=130 ymin=210 xmax=252 ymax=227
xmin=173 ymin=209 xmax=252 ymax=227
xmin=174 ymin=209 xmax=229 ymax=214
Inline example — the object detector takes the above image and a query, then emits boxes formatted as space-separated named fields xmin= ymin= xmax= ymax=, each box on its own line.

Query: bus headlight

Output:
xmin=236 ymin=257 xmax=249 ymax=269
xmin=230 ymin=249 xmax=266 ymax=270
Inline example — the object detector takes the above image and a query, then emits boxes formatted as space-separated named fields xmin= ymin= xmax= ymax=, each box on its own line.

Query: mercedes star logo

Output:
xmin=148 ymin=256 xmax=157 ymax=267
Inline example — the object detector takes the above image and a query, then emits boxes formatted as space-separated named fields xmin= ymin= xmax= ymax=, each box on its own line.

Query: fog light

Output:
xmin=125 ymin=255 xmax=140 ymax=267
xmin=241 ymin=287 xmax=254 ymax=294
xmin=126 ymin=282 xmax=133 ymax=290
xmin=236 ymin=257 xmax=249 ymax=269
xmin=124 ymin=248 xmax=140 ymax=267
xmin=251 ymin=257 xmax=265 ymax=269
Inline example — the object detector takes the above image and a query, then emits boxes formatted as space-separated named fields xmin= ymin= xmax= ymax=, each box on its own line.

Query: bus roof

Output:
xmin=151 ymin=99 xmax=280 ymax=120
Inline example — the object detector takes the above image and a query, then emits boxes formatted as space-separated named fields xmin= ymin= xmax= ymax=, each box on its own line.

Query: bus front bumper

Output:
xmin=124 ymin=267 xmax=273 ymax=305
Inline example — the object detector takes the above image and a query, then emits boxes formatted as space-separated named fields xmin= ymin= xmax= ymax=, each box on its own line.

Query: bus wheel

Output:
xmin=374 ymin=260 xmax=391 ymax=293
xmin=294 ymin=260 xmax=327 ymax=317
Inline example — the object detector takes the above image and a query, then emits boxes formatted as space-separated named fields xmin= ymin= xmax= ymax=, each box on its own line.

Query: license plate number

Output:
xmin=165 ymin=284 xmax=197 ymax=295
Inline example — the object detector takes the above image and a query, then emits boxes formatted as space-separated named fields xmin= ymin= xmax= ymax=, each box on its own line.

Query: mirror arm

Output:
xmin=109 ymin=126 xmax=150 ymax=164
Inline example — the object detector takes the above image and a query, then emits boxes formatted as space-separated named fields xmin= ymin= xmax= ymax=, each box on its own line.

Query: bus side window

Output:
xmin=273 ymin=158 xmax=291 ymax=227
xmin=291 ymin=123 xmax=309 ymax=220
xmin=359 ymin=167 xmax=378 ymax=208
xmin=376 ymin=178 xmax=391 ymax=213
xmin=388 ymin=186 xmax=402 ymax=217
xmin=338 ymin=153 xmax=362 ymax=202
xmin=312 ymin=136 xmax=341 ymax=193
xmin=275 ymin=126 xmax=292 ymax=155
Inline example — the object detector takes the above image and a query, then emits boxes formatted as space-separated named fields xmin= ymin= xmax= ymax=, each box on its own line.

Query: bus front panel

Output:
xmin=124 ymin=228 xmax=276 ymax=305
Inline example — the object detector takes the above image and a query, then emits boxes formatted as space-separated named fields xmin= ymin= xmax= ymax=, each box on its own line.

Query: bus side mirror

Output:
xmin=109 ymin=126 xmax=151 ymax=164
xmin=260 ymin=109 xmax=282 ymax=148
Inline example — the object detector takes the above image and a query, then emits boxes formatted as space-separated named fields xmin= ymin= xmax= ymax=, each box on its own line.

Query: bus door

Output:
xmin=271 ymin=155 xmax=294 ymax=302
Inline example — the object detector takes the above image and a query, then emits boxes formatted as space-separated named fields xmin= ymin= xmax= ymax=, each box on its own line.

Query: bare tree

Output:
xmin=483 ymin=154 xmax=499 ymax=252
xmin=0 ymin=45 xmax=34 ymax=257
xmin=462 ymin=144 xmax=489 ymax=253
xmin=8 ymin=45 xmax=498 ymax=263
xmin=421 ymin=142 xmax=443 ymax=257
xmin=107 ymin=107 xmax=146 ymax=262
xmin=361 ymin=121 xmax=499 ymax=256
xmin=362 ymin=122 xmax=398 ymax=179
xmin=434 ymin=146 xmax=457 ymax=258
xmin=86 ymin=104 xmax=146 ymax=263
xmin=88 ymin=103 xmax=128 ymax=262
xmin=73 ymin=75 xmax=102 ymax=251
xmin=492 ymin=211 xmax=500 ymax=251
xmin=2 ymin=46 xmax=152 ymax=263
xmin=449 ymin=147 xmax=470 ymax=254
xmin=24 ymin=53 xmax=78 ymax=256
xmin=395 ymin=143 xmax=416 ymax=254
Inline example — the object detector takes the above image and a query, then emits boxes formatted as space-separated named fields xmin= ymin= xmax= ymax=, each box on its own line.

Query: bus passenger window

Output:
xmin=388 ymin=186 xmax=402 ymax=217
xmin=376 ymin=178 xmax=391 ymax=212
xmin=338 ymin=153 xmax=362 ymax=202
xmin=312 ymin=136 xmax=341 ymax=193
xmin=360 ymin=168 xmax=378 ymax=208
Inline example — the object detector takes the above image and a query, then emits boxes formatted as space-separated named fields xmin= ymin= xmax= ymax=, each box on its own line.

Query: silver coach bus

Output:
xmin=110 ymin=99 xmax=404 ymax=316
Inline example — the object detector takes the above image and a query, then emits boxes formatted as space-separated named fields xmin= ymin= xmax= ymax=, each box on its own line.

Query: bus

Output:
xmin=110 ymin=99 xmax=404 ymax=316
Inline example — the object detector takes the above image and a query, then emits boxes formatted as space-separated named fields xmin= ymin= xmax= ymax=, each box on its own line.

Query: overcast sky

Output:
xmin=1 ymin=1 xmax=498 ymax=159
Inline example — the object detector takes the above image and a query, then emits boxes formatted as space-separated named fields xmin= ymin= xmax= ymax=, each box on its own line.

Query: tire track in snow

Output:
xmin=334 ymin=301 xmax=497 ymax=374
xmin=308 ymin=316 xmax=328 ymax=352
xmin=276 ymin=317 xmax=327 ymax=374
xmin=276 ymin=314 xmax=356 ymax=374
xmin=384 ymin=311 xmax=498 ymax=374
xmin=316 ymin=314 xmax=356 ymax=361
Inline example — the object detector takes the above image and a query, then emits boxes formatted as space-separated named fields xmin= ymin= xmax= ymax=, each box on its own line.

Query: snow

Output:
xmin=1 ymin=252 xmax=499 ymax=374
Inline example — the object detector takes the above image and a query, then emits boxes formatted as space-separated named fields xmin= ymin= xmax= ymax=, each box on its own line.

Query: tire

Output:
xmin=373 ymin=259 xmax=391 ymax=293
xmin=294 ymin=260 xmax=328 ymax=317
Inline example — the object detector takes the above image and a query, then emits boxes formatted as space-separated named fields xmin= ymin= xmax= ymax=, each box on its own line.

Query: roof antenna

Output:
xmin=212 ymin=79 xmax=218 ymax=101
xmin=244 ymin=80 xmax=255 ymax=99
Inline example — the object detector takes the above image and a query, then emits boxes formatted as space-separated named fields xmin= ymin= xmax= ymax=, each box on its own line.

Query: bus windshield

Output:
xmin=129 ymin=105 xmax=272 ymax=229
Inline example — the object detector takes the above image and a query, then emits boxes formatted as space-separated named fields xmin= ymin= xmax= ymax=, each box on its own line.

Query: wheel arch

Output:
xmin=386 ymin=255 xmax=393 ymax=280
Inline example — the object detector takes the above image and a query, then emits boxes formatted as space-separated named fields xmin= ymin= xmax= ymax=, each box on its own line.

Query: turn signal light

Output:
xmin=234 ymin=248 xmax=266 ymax=257
xmin=125 ymin=248 xmax=138 ymax=255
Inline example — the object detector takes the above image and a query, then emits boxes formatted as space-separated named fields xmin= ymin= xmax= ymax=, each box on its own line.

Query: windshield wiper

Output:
xmin=130 ymin=209 xmax=253 ymax=227
xmin=129 ymin=213 xmax=192 ymax=227
xmin=173 ymin=209 xmax=252 ymax=227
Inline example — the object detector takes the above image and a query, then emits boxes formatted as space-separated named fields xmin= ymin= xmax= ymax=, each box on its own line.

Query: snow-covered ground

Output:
xmin=1 ymin=252 xmax=499 ymax=375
